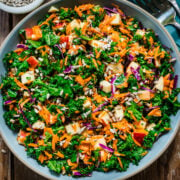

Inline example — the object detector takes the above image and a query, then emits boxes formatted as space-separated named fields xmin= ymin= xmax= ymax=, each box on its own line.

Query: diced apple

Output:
xmin=69 ymin=19 xmax=81 ymax=30
xmin=154 ymin=76 xmax=164 ymax=91
xmin=21 ymin=71 xmax=35 ymax=84
xmin=107 ymin=62 xmax=124 ymax=74
xmin=65 ymin=122 xmax=81 ymax=135
xmin=126 ymin=62 xmax=139 ymax=75
xmin=89 ymin=40 xmax=107 ymax=49
xmin=114 ymin=105 xmax=124 ymax=121
xmin=133 ymin=132 xmax=146 ymax=144
xmin=83 ymin=99 xmax=91 ymax=109
xmin=154 ymin=58 xmax=161 ymax=68
xmin=91 ymin=135 xmax=107 ymax=150
xmin=27 ymin=56 xmax=39 ymax=68
xmin=98 ymin=111 xmax=111 ymax=125
xmin=135 ymin=29 xmax=145 ymax=37
xmin=146 ymin=123 xmax=156 ymax=131
xmin=100 ymin=80 xmax=111 ymax=93
xmin=25 ymin=28 xmax=33 ymax=40
xmin=17 ymin=130 xmax=29 ymax=145
xmin=48 ymin=6 xmax=59 ymax=13
xmin=110 ymin=13 xmax=121 ymax=25
xmin=32 ymin=120 xmax=45 ymax=130
xmin=139 ymin=120 xmax=147 ymax=129
xmin=138 ymin=90 xmax=151 ymax=101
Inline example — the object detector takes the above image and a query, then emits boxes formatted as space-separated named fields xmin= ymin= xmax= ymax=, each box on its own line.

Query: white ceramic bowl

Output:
xmin=0 ymin=0 xmax=44 ymax=14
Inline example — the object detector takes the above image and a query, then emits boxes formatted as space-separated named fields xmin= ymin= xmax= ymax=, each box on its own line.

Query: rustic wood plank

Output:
xmin=0 ymin=138 xmax=12 ymax=180
xmin=0 ymin=10 xmax=12 ymax=44
xmin=0 ymin=10 xmax=12 ymax=180
xmin=13 ymin=156 xmax=46 ymax=180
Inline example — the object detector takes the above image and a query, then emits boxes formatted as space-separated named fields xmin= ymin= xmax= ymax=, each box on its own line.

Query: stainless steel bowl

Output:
xmin=0 ymin=0 xmax=179 ymax=179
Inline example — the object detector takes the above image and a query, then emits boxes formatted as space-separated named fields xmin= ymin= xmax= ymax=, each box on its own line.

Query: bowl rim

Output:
xmin=0 ymin=0 xmax=44 ymax=14
xmin=0 ymin=0 xmax=180 ymax=179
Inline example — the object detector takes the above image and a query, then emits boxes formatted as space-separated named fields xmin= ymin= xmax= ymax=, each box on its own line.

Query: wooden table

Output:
xmin=0 ymin=1 xmax=180 ymax=179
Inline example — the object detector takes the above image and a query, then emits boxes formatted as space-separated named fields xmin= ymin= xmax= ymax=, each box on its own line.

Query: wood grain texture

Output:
xmin=0 ymin=10 xmax=12 ymax=180
xmin=0 ymin=0 xmax=180 ymax=179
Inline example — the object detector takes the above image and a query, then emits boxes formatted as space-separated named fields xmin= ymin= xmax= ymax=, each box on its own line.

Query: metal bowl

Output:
xmin=0 ymin=0 xmax=179 ymax=179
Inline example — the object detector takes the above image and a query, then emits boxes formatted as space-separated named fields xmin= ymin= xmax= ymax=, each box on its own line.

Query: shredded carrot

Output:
xmin=75 ymin=75 xmax=91 ymax=86
xmin=141 ymin=151 xmax=148 ymax=156
xmin=28 ymin=143 xmax=38 ymax=148
xmin=92 ymin=58 xmax=98 ymax=68
xmin=20 ymin=98 xmax=30 ymax=108
xmin=14 ymin=78 xmax=28 ymax=90
xmin=39 ymin=13 xmax=57 ymax=27
xmin=56 ymin=151 xmax=65 ymax=158
xmin=44 ymin=151 xmax=53 ymax=159
xmin=38 ymin=154 xmax=46 ymax=163
xmin=117 ymin=157 xmax=123 ymax=169
xmin=148 ymin=108 xmax=162 ymax=117
xmin=52 ymin=134 xmax=59 ymax=151
xmin=128 ymin=110 xmax=138 ymax=122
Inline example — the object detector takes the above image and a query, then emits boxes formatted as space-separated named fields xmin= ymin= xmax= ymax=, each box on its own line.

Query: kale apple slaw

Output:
xmin=1 ymin=4 xmax=180 ymax=177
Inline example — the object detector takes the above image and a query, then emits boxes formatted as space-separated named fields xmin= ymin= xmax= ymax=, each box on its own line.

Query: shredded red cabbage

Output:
xmin=141 ymin=87 xmax=155 ymax=93
xmin=111 ymin=76 xmax=117 ymax=95
xmin=19 ymin=104 xmax=37 ymax=132
xmin=83 ymin=122 xmax=96 ymax=130
xmin=93 ymin=101 xmax=109 ymax=113
xmin=131 ymin=67 xmax=141 ymax=80
xmin=27 ymin=89 xmax=36 ymax=103
xmin=73 ymin=171 xmax=92 ymax=176
xmin=54 ymin=44 xmax=64 ymax=59
xmin=174 ymin=75 xmax=178 ymax=89
xmin=64 ymin=66 xmax=72 ymax=74
xmin=4 ymin=100 xmax=13 ymax=105
xmin=145 ymin=105 xmax=160 ymax=112
xmin=17 ymin=44 xmax=28 ymax=50
xmin=127 ymin=54 xmax=134 ymax=61
xmin=170 ymin=58 xmax=176 ymax=63
xmin=103 ymin=7 xmax=118 ymax=13
xmin=99 ymin=143 xmax=114 ymax=153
